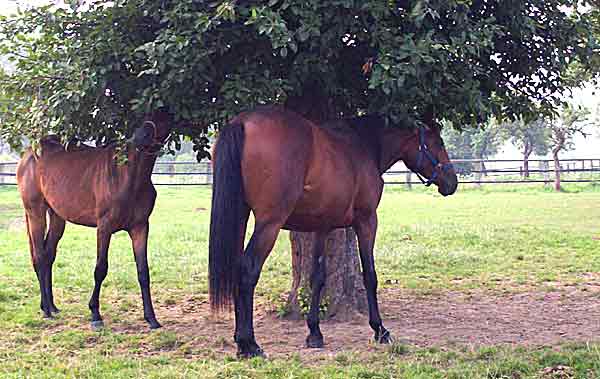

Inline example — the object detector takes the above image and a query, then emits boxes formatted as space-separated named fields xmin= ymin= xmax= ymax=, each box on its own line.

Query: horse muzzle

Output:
xmin=438 ymin=171 xmax=458 ymax=197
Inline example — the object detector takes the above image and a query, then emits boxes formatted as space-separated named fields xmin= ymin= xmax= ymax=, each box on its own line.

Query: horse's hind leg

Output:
xmin=24 ymin=206 xmax=53 ymax=318
xmin=128 ymin=223 xmax=161 ymax=329
xmin=354 ymin=213 xmax=391 ymax=344
xmin=44 ymin=209 xmax=65 ymax=314
xmin=88 ymin=227 xmax=111 ymax=330
xmin=235 ymin=220 xmax=282 ymax=358
xmin=305 ymin=232 xmax=327 ymax=348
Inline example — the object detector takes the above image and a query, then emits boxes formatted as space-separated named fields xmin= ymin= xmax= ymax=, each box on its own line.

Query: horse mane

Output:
xmin=335 ymin=115 xmax=385 ymax=167
xmin=39 ymin=135 xmax=98 ymax=156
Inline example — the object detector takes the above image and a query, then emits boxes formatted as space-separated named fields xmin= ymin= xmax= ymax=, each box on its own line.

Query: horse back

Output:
xmin=237 ymin=106 xmax=379 ymax=230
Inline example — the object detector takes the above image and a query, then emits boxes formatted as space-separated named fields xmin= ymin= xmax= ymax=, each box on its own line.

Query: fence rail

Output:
xmin=1 ymin=158 xmax=600 ymax=187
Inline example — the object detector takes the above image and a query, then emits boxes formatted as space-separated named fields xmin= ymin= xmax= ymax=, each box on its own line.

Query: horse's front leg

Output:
xmin=235 ymin=221 xmax=281 ymax=358
xmin=129 ymin=223 xmax=161 ymax=329
xmin=354 ymin=213 xmax=391 ymax=344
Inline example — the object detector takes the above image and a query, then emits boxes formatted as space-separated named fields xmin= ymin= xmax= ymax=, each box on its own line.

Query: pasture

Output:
xmin=1 ymin=184 xmax=600 ymax=378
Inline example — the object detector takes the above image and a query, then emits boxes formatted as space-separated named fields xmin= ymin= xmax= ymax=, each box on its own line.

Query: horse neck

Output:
xmin=128 ymin=148 xmax=158 ymax=187
xmin=377 ymin=128 xmax=415 ymax=174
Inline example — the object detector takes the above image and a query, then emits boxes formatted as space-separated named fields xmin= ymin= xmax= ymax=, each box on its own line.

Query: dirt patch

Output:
xmin=109 ymin=285 xmax=600 ymax=359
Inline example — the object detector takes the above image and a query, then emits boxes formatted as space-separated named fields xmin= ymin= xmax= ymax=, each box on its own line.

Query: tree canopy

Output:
xmin=1 ymin=0 xmax=598 ymax=157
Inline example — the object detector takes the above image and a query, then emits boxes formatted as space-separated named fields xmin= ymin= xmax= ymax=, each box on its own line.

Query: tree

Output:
xmin=548 ymin=105 xmax=593 ymax=191
xmin=505 ymin=119 xmax=550 ymax=177
xmin=442 ymin=121 xmax=504 ymax=176
xmin=1 ymin=1 xmax=598 ymax=319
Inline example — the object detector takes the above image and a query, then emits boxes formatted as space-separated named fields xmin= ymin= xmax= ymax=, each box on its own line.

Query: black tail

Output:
xmin=209 ymin=122 xmax=246 ymax=312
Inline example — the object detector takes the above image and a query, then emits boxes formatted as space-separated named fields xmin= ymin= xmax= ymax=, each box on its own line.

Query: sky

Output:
xmin=1 ymin=0 xmax=38 ymax=14
xmin=1 ymin=0 xmax=599 ymax=159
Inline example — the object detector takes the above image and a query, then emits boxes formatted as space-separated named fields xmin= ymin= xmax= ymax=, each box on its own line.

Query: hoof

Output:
xmin=306 ymin=334 xmax=324 ymax=349
xmin=42 ymin=312 xmax=54 ymax=319
xmin=375 ymin=329 xmax=393 ymax=344
xmin=148 ymin=320 xmax=162 ymax=330
xmin=91 ymin=320 xmax=105 ymax=331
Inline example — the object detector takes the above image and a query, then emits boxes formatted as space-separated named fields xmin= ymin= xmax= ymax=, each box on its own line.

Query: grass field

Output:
xmin=1 ymin=183 xmax=600 ymax=378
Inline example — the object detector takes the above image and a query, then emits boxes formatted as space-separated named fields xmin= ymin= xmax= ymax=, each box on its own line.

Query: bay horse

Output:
xmin=16 ymin=111 xmax=174 ymax=330
xmin=209 ymin=106 xmax=457 ymax=358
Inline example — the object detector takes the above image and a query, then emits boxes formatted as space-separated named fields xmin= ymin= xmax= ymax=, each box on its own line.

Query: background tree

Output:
xmin=549 ymin=105 xmax=593 ymax=191
xmin=1 ymin=1 xmax=598 ymax=317
xmin=443 ymin=121 xmax=504 ymax=176
xmin=504 ymin=119 xmax=551 ymax=177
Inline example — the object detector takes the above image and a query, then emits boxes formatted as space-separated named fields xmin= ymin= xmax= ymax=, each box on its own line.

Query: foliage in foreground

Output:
xmin=1 ymin=1 xmax=599 ymax=155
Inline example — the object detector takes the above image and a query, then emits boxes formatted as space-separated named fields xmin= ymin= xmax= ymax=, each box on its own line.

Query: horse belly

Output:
xmin=45 ymin=195 xmax=98 ymax=227
xmin=40 ymin=170 xmax=98 ymax=227
xmin=283 ymin=186 xmax=355 ymax=232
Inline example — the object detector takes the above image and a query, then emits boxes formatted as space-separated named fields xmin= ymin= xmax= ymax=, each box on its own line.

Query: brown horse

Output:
xmin=16 ymin=111 xmax=174 ymax=330
xmin=209 ymin=106 xmax=457 ymax=357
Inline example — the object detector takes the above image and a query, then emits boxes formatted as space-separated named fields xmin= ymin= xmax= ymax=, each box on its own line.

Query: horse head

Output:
xmin=132 ymin=111 xmax=173 ymax=152
xmin=404 ymin=124 xmax=458 ymax=196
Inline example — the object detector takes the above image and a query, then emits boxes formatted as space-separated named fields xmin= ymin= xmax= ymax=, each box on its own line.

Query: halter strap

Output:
xmin=414 ymin=127 xmax=453 ymax=187
xmin=136 ymin=120 xmax=165 ymax=155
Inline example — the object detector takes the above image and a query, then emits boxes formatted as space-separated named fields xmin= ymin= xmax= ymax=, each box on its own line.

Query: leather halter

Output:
xmin=136 ymin=120 xmax=164 ymax=155
xmin=414 ymin=127 xmax=453 ymax=187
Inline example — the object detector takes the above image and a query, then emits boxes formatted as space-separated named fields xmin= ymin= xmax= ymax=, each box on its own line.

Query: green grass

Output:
xmin=1 ymin=184 xmax=600 ymax=378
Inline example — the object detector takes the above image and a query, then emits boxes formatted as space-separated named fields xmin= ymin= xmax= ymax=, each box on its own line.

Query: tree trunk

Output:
xmin=284 ymin=82 xmax=367 ymax=320
xmin=523 ymin=142 xmax=533 ymax=178
xmin=286 ymin=229 xmax=367 ymax=320
xmin=474 ymin=160 xmax=483 ymax=187
xmin=541 ymin=160 xmax=551 ymax=186
xmin=553 ymin=149 xmax=562 ymax=192
xmin=552 ymin=130 xmax=566 ymax=192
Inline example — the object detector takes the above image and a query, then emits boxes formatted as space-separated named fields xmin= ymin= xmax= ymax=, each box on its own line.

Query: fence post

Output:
xmin=405 ymin=171 xmax=412 ymax=190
